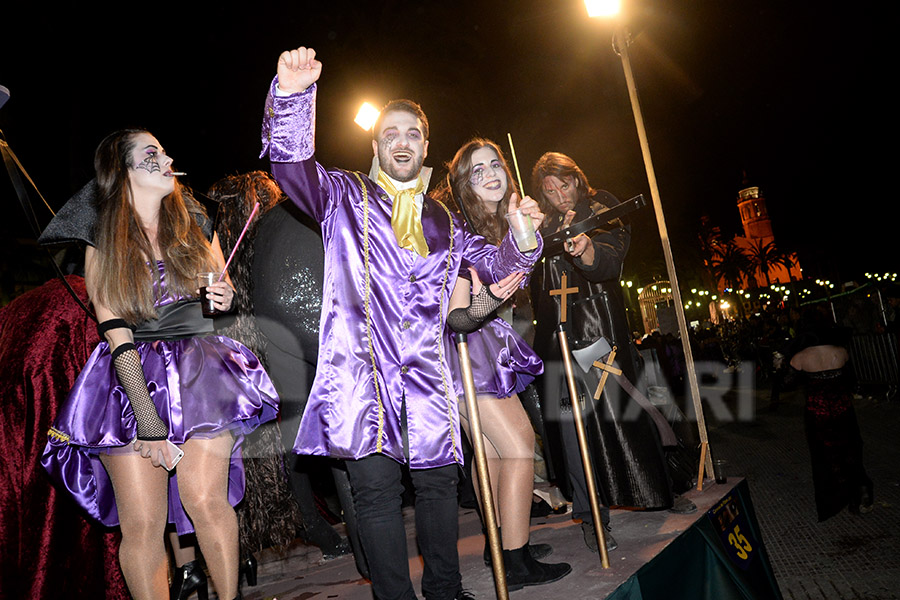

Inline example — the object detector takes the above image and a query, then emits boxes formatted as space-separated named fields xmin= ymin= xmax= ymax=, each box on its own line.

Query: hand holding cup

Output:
xmin=197 ymin=272 xmax=233 ymax=316
xmin=505 ymin=193 xmax=541 ymax=252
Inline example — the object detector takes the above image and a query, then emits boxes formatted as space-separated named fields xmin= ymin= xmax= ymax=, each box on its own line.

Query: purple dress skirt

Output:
xmin=41 ymin=267 xmax=279 ymax=535
xmin=448 ymin=315 xmax=543 ymax=399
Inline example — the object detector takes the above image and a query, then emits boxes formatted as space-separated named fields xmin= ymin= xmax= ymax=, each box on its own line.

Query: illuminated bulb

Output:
xmin=355 ymin=102 xmax=380 ymax=131
xmin=584 ymin=0 xmax=621 ymax=18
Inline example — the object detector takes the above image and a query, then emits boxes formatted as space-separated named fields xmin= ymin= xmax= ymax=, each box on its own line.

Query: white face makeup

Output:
xmin=372 ymin=110 xmax=428 ymax=183
xmin=541 ymin=174 xmax=578 ymax=214
xmin=128 ymin=132 xmax=176 ymax=197
xmin=468 ymin=146 xmax=508 ymax=211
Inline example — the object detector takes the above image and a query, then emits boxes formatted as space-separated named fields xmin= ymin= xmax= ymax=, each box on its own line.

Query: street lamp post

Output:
xmin=587 ymin=4 xmax=714 ymax=486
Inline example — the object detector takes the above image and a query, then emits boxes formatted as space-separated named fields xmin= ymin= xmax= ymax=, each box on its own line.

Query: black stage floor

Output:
xmin=237 ymin=478 xmax=737 ymax=600
xmin=231 ymin=386 xmax=900 ymax=599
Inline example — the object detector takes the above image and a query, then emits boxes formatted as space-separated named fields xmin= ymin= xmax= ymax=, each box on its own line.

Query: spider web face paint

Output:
xmin=135 ymin=152 xmax=161 ymax=174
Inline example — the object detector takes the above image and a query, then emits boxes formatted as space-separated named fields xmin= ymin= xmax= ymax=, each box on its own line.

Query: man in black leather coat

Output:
xmin=530 ymin=152 xmax=685 ymax=553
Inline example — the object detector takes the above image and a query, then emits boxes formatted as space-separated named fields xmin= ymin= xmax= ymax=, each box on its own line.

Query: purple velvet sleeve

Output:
xmin=260 ymin=77 xmax=316 ymax=162
xmin=463 ymin=226 xmax=543 ymax=288
xmin=261 ymin=76 xmax=343 ymax=223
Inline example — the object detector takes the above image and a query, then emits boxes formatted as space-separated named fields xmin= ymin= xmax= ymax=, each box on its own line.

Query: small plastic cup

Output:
xmin=197 ymin=272 xmax=222 ymax=317
xmin=505 ymin=209 xmax=538 ymax=252
xmin=713 ymin=458 xmax=728 ymax=484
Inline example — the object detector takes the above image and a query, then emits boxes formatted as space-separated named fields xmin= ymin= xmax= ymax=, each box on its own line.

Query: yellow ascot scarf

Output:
xmin=377 ymin=170 xmax=429 ymax=257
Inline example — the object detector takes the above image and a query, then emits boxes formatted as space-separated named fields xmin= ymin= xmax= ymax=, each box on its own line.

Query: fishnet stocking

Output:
xmin=466 ymin=286 xmax=503 ymax=321
xmin=447 ymin=286 xmax=504 ymax=333
xmin=112 ymin=347 xmax=168 ymax=439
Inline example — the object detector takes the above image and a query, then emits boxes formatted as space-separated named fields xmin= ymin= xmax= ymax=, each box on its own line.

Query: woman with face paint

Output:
xmin=443 ymin=138 xmax=572 ymax=591
xmin=40 ymin=129 xmax=279 ymax=600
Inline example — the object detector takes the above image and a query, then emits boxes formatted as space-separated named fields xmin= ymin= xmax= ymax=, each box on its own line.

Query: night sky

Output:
xmin=1 ymin=1 xmax=890 ymax=286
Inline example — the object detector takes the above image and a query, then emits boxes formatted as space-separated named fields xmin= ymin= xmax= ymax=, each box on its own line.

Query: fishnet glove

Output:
xmin=447 ymin=286 xmax=504 ymax=333
xmin=111 ymin=344 xmax=168 ymax=440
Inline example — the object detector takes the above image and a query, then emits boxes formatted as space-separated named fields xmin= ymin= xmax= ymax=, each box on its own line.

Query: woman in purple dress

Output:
xmin=444 ymin=138 xmax=571 ymax=591
xmin=41 ymin=130 xmax=279 ymax=600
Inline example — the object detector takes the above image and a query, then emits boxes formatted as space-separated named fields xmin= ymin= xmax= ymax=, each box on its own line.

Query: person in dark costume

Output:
xmin=529 ymin=152 xmax=691 ymax=553
xmin=441 ymin=138 xmax=571 ymax=590
xmin=39 ymin=130 xmax=279 ymax=600
xmin=789 ymin=307 xmax=874 ymax=521
xmin=214 ymin=171 xmax=358 ymax=568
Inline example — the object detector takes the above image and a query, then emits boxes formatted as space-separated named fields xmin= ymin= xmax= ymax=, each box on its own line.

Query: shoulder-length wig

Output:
xmin=530 ymin=151 xmax=596 ymax=216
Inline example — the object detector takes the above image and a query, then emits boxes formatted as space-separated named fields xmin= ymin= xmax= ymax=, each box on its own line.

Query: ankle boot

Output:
xmin=239 ymin=554 xmax=258 ymax=587
xmin=484 ymin=536 xmax=552 ymax=566
xmin=502 ymin=544 xmax=572 ymax=591
xmin=170 ymin=559 xmax=208 ymax=600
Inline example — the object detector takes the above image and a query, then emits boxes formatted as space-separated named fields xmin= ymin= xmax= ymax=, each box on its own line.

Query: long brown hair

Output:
xmin=447 ymin=138 xmax=518 ymax=245
xmin=208 ymin=171 xmax=284 ymax=317
xmin=530 ymin=151 xmax=596 ymax=216
xmin=91 ymin=129 xmax=215 ymax=323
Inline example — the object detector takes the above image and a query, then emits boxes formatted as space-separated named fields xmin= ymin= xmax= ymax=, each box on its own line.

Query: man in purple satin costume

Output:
xmin=260 ymin=47 xmax=544 ymax=600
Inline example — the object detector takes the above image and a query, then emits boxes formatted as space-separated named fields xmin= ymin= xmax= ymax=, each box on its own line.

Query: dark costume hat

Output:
xmin=38 ymin=179 xmax=99 ymax=247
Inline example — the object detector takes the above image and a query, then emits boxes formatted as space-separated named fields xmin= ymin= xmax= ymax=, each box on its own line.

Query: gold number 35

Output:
xmin=728 ymin=525 xmax=753 ymax=559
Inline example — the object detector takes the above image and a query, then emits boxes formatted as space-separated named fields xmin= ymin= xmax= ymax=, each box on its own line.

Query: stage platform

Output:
xmin=240 ymin=477 xmax=780 ymax=600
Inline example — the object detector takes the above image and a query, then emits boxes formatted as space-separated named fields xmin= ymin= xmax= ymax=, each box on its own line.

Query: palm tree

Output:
xmin=696 ymin=216 xmax=726 ymax=294
xmin=712 ymin=241 xmax=752 ymax=291
xmin=745 ymin=238 xmax=780 ymax=288
xmin=773 ymin=248 xmax=798 ymax=283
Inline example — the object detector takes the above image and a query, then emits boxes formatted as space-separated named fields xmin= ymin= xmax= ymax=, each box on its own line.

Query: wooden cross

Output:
xmin=592 ymin=346 xmax=622 ymax=400
xmin=549 ymin=272 xmax=579 ymax=323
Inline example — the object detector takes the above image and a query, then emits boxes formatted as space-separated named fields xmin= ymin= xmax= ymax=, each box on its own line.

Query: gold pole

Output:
xmin=457 ymin=333 xmax=509 ymax=599
xmin=614 ymin=26 xmax=714 ymax=485
xmin=558 ymin=325 xmax=610 ymax=568
xmin=697 ymin=442 xmax=709 ymax=492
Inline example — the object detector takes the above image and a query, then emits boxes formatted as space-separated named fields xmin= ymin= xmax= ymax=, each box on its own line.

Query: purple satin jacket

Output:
xmin=260 ymin=79 xmax=542 ymax=468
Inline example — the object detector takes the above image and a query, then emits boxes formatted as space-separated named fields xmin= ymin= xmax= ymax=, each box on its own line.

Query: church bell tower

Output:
xmin=737 ymin=185 xmax=774 ymax=242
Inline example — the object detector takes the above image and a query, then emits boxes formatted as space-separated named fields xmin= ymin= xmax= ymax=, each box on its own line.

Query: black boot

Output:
xmin=170 ymin=559 xmax=208 ymax=600
xmin=239 ymin=554 xmax=258 ymax=587
xmin=483 ymin=527 xmax=553 ymax=566
xmin=485 ymin=539 xmax=552 ymax=566
xmin=503 ymin=544 xmax=572 ymax=591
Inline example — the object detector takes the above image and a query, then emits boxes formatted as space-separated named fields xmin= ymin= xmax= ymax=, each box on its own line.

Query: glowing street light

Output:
xmin=584 ymin=0 xmax=621 ymax=18
xmin=354 ymin=102 xmax=380 ymax=131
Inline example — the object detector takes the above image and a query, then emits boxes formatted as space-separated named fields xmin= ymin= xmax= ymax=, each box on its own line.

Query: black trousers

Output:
xmin=345 ymin=454 xmax=462 ymax=600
